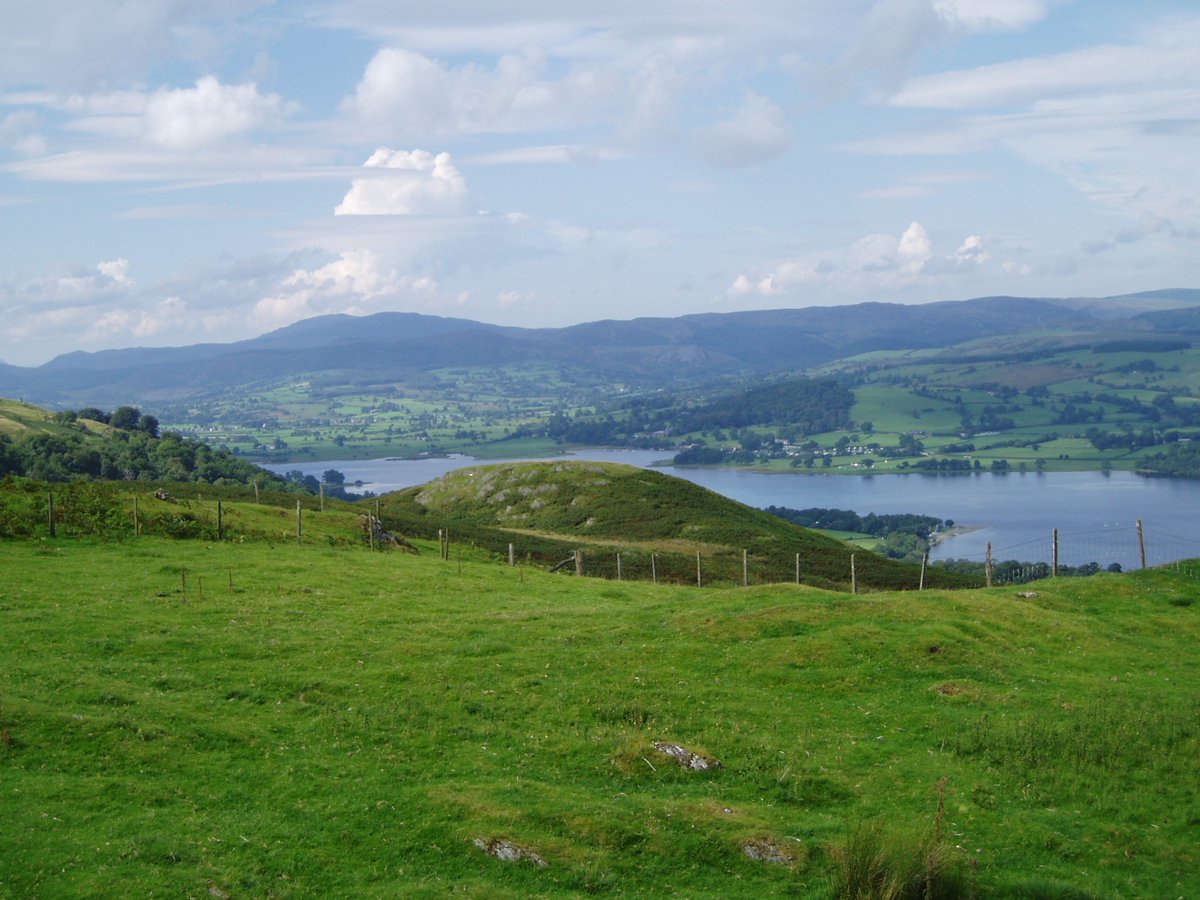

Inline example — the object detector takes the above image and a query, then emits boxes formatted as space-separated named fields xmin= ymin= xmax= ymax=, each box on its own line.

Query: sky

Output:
xmin=1 ymin=0 xmax=1198 ymax=366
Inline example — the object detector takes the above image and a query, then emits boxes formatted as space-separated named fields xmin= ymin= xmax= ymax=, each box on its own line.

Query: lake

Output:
xmin=267 ymin=450 xmax=1200 ymax=570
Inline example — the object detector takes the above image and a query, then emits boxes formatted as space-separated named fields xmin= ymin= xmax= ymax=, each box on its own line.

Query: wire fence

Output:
xmin=932 ymin=521 xmax=1200 ymax=585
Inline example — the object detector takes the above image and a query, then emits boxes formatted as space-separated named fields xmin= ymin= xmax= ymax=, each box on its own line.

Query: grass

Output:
xmin=2 ymin=522 xmax=1198 ymax=896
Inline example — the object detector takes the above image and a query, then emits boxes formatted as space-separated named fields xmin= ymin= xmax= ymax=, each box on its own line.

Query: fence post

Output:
xmin=254 ymin=481 xmax=260 ymax=504
xmin=742 ymin=549 xmax=748 ymax=587
xmin=796 ymin=552 xmax=800 ymax=586
xmin=508 ymin=543 xmax=515 ymax=567
xmin=575 ymin=550 xmax=584 ymax=577
xmin=919 ymin=551 xmax=927 ymax=591
xmin=696 ymin=551 xmax=702 ymax=588
xmin=1052 ymin=528 xmax=1059 ymax=577
xmin=985 ymin=542 xmax=993 ymax=588
xmin=651 ymin=553 xmax=658 ymax=585
xmin=296 ymin=500 xmax=302 ymax=544
xmin=850 ymin=553 xmax=857 ymax=594
xmin=132 ymin=494 xmax=139 ymax=537
xmin=616 ymin=553 xmax=622 ymax=581
xmin=48 ymin=492 xmax=56 ymax=538
xmin=217 ymin=500 xmax=223 ymax=542
xmin=1137 ymin=519 xmax=1147 ymax=570
xmin=319 ymin=482 xmax=325 ymax=512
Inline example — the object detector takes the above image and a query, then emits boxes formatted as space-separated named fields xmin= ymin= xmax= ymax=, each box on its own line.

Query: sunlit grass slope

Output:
xmin=381 ymin=461 xmax=975 ymax=591
xmin=2 ymin=534 xmax=1197 ymax=898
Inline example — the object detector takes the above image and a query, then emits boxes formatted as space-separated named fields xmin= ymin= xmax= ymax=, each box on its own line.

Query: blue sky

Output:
xmin=1 ymin=0 xmax=1198 ymax=365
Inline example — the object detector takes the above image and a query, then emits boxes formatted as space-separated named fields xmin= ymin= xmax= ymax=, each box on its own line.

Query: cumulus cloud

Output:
xmin=340 ymin=47 xmax=588 ymax=137
xmin=954 ymin=234 xmax=989 ymax=264
xmin=728 ymin=222 xmax=999 ymax=297
xmin=252 ymin=249 xmax=439 ymax=329
xmin=143 ymin=77 xmax=288 ymax=149
xmin=335 ymin=148 xmax=470 ymax=215
xmin=696 ymin=93 xmax=791 ymax=167
xmin=97 ymin=258 xmax=134 ymax=287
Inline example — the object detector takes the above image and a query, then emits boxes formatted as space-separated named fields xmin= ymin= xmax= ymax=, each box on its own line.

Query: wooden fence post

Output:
xmin=1137 ymin=519 xmax=1147 ymax=570
xmin=850 ymin=553 xmax=857 ymax=594
xmin=985 ymin=542 xmax=993 ymax=588
xmin=296 ymin=500 xmax=302 ymax=545
xmin=575 ymin=550 xmax=584 ymax=577
xmin=742 ymin=549 xmax=748 ymax=587
xmin=1052 ymin=528 xmax=1059 ymax=577
xmin=254 ymin=481 xmax=260 ymax=504
xmin=616 ymin=553 xmax=622 ymax=581
xmin=217 ymin=500 xmax=223 ymax=542
xmin=796 ymin=552 xmax=801 ymax=586
xmin=651 ymin=553 xmax=658 ymax=585
xmin=319 ymin=482 xmax=325 ymax=512
xmin=47 ymin=492 xmax=56 ymax=538
xmin=508 ymin=543 xmax=516 ymax=567
xmin=696 ymin=552 xmax=702 ymax=588
xmin=919 ymin=551 xmax=927 ymax=591
xmin=132 ymin=494 xmax=139 ymax=537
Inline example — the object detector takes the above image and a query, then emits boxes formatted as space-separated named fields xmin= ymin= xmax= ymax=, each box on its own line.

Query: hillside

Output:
xmin=380 ymin=461 xmax=974 ymax=590
xmin=0 ymin=398 xmax=290 ymax=488
xmin=2 ymin=530 xmax=1196 ymax=897
xmin=5 ymin=292 xmax=1191 ymax=409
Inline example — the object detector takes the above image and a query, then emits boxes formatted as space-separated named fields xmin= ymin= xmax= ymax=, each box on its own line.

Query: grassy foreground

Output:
xmin=2 ymin=536 xmax=1198 ymax=897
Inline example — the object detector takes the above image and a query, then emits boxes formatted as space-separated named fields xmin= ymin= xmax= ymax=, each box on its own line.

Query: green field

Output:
xmin=3 ymin=499 xmax=1199 ymax=896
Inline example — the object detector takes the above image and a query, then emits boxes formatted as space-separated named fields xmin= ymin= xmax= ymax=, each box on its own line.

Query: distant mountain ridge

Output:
xmin=4 ymin=290 xmax=1198 ymax=407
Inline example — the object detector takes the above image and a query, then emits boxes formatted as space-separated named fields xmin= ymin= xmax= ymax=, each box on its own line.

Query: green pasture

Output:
xmin=2 ymin=532 xmax=1197 ymax=898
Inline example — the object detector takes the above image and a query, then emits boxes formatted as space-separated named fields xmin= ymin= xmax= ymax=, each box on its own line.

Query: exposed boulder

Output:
xmin=472 ymin=837 xmax=548 ymax=867
xmin=653 ymin=740 xmax=721 ymax=771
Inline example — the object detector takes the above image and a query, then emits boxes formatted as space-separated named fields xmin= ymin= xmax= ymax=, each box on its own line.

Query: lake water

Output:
xmin=267 ymin=450 xmax=1200 ymax=569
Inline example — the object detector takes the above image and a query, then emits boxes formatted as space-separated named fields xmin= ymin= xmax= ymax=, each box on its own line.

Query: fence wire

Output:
xmin=937 ymin=521 xmax=1200 ymax=583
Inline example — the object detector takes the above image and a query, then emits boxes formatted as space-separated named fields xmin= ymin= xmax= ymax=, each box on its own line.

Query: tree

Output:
xmin=110 ymin=406 xmax=141 ymax=430
xmin=137 ymin=414 xmax=160 ymax=438
xmin=322 ymin=469 xmax=346 ymax=485
xmin=76 ymin=407 xmax=109 ymax=424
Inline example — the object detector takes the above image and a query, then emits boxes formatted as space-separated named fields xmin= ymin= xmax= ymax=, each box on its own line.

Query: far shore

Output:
xmin=930 ymin=524 xmax=987 ymax=546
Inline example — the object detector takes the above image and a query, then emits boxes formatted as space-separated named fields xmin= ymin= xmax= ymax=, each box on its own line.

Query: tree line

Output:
xmin=0 ymin=406 xmax=290 ymax=489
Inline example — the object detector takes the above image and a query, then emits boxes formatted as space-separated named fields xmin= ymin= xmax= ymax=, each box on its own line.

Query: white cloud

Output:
xmin=252 ymin=249 xmax=439 ymax=329
xmin=0 ymin=2 xmax=273 ymax=92
xmin=340 ymin=47 xmax=595 ymax=138
xmin=954 ymin=234 xmax=989 ymax=264
xmin=98 ymin=258 xmax=134 ymax=287
xmin=856 ymin=20 xmax=1200 ymax=230
xmin=335 ymin=148 xmax=470 ymax=215
xmin=890 ymin=36 xmax=1200 ymax=110
xmin=696 ymin=93 xmax=791 ymax=167
xmin=728 ymin=221 xmax=998 ymax=297
xmin=933 ymin=0 xmax=1048 ymax=34
xmin=143 ymin=77 xmax=288 ymax=149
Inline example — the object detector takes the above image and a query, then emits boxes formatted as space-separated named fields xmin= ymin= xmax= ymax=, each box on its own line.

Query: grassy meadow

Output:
xmin=3 ymin=517 xmax=1198 ymax=897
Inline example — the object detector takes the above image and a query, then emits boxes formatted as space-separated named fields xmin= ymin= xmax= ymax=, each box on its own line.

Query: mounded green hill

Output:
xmin=381 ymin=461 xmax=974 ymax=590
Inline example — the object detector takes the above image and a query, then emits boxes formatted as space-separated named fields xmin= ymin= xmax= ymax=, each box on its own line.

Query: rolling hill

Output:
xmin=378 ymin=460 xmax=974 ymax=590
xmin=6 ymin=291 xmax=1198 ymax=409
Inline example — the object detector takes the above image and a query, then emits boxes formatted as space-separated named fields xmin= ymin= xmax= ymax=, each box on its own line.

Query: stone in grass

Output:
xmin=653 ymin=740 xmax=722 ymax=771
xmin=741 ymin=836 xmax=800 ymax=866
xmin=472 ymin=837 xmax=548 ymax=868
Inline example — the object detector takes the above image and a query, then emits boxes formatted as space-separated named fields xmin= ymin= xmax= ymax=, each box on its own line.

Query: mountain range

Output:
xmin=4 ymin=289 xmax=1199 ymax=408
